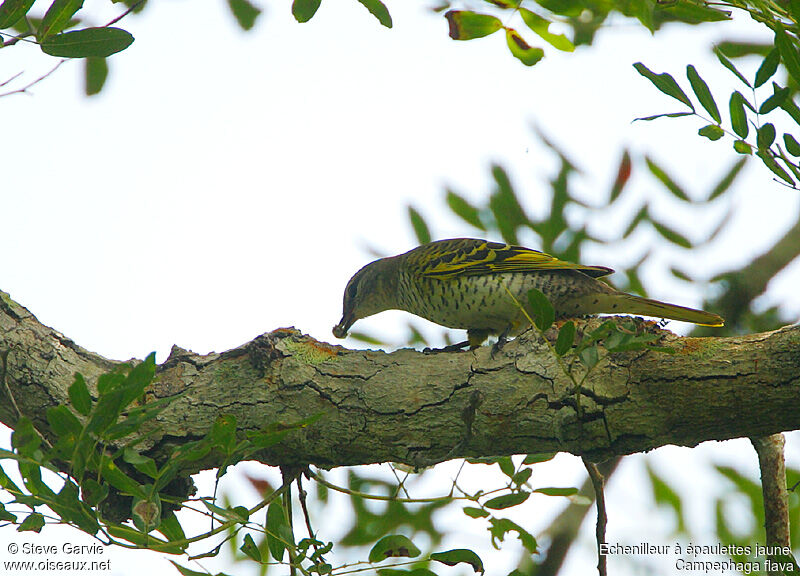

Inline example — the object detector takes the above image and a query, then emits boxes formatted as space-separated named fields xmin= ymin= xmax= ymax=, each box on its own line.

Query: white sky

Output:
xmin=1 ymin=0 xmax=799 ymax=575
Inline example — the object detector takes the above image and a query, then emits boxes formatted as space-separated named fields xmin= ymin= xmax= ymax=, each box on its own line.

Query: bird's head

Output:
xmin=333 ymin=258 xmax=397 ymax=339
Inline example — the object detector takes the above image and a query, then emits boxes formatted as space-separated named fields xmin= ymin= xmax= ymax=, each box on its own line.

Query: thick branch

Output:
xmin=1 ymin=290 xmax=799 ymax=474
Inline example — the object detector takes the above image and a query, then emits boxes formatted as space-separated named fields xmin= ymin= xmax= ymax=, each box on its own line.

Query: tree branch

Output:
xmin=1 ymin=290 xmax=799 ymax=475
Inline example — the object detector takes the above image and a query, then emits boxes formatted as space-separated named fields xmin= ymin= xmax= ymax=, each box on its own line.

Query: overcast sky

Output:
xmin=1 ymin=0 xmax=798 ymax=574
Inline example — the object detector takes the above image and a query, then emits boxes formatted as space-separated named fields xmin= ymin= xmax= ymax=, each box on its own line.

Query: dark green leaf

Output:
xmin=505 ymin=28 xmax=544 ymax=66
xmin=100 ymin=456 xmax=146 ymax=498
xmin=240 ymin=533 xmax=262 ymax=562
xmin=123 ymin=448 xmax=158 ymax=479
xmin=512 ymin=468 xmax=532 ymax=486
xmin=775 ymin=23 xmax=800 ymax=87
xmin=41 ymin=27 xmax=134 ymax=58
xmin=759 ymin=87 xmax=790 ymax=114
xmin=645 ymin=157 xmax=689 ymax=201
xmin=446 ymin=190 xmax=485 ymax=230
xmin=534 ymin=486 xmax=578 ymax=496
xmin=368 ymin=535 xmax=421 ymax=563
xmin=518 ymin=8 xmax=574 ymax=51
xmin=463 ymin=506 xmax=489 ymax=518
xmin=714 ymin=47 xmax=751 ymax=88
xmin=0 ymin=502 xmax=17 ymax=523
xmin=169 ymin=561 xmax=210 ymax=576
xmin=633 ymin=112 xmax=694 ymax=122
xmin=266 ymin=500 xmax=291 ymax=561
xmin=554 ymin=321 xmax=575 ymax=355
xmin=579 ymin=344 xmax=599 ymax=369
xmin=535 ymin=0 xmax=582 ymax=16
xmin=497 ymin=456 xmax=515 ymax=478
xmin=698 ymin=124 xmax=724 ymax=141
xmin=51 ymin=479 xmax=99 ymax=534
xmin=227 ymin=0 xmax=261 ymax=30
xmin=445 ymin=10 xmax=502 ymax=40
xmin=527 ymin=288 xmax=555 ymax=331
xmin=784 ymin=134 xmax=800 ymax=156
xmin=651 ymin=219 xmax=692 ymax=248
xmin=356 ymin=0 xmax=392 ymax=28
xmin=609 ymin=150 xmax=631 ymax=203
xmin=757 ymin=123 xmax=776 ymax=150
xmin=131 ymin=493 xmax=161 ymax=533
xmin=686 ymin=65 xmax=720 ymax=123
xmin=0 ymin=0 xmax=35 ymax=29
xmin=670 ymin=267 xmax=692 ymax=281
xmin=157 ymin=511 xmax=187 ymax=545
xmin=708 ymin=157 xmax=747 ymax=200
xmin=80 ymin=478 xmax=108 ymax=507
xmin=522 ymin=453 xmax=556 ymax=464
xmin=488 ymin=517 xmax=537 ymax=552
xmin=756 ymin=150 xmax=795 ymax=185
xmin=489 ymin=164 xmax=527 ymax=244
xmin=408 ymin=205 xmax=431 ymax=245
xmin=11 ymin=417 xmax=41 ymax=458
xmin=69 ymin=373 xmax=92 ymax=415
xmin=729 ymin=92 xmax=749 ymax=138
xmin=39 ymin=0 xmax=83 ymax=39
xmin=292 ymin=0 xmax=321 ymax=22
xmin=755 ymin=49 xmax=780 ymax=88
xmin=17 ymin=512 xmax=45 ymax=533
xmin=46 ymin=405 xmax=82 ymax=441
xmin=484 ymin=492 xmax=529 ymax=509
xmin=633 ymin=62 xmax=694 ymax=110
xmin=779 ymin=90 xmax=800 ymax=125
xmin=431 ymin=549 xmax=485 ymax=574
xmin=733 ymin=140 xmax=752 ymax=155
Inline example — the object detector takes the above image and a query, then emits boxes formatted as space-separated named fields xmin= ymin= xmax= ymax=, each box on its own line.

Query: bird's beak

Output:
xmin=332 ymin=315 xmax=354 ymax=339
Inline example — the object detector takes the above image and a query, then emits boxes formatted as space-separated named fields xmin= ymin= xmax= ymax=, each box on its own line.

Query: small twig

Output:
xmin=104 ymin=0 xmax=146 ymax=27
xmin=584 ymin=458 xmax=607 ymax=576
xmin=297 ymin=474 xmax=319 ymax=548
xmin=0 ymin=60 xmax=66 ymax=98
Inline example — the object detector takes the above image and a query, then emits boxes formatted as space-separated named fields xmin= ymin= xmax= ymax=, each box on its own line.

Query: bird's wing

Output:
xmin=410 ymin=238 xmax=613 ymax=279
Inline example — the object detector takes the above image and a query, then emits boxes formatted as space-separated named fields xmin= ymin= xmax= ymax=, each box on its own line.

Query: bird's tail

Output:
xmin=594 ymin=293 xmax=724 ymax=327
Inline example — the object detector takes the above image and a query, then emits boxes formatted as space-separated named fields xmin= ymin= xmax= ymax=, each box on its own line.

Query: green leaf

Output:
xmin=645 ymin=157 xmax=689 ymax=201
xmin=729 ymin=92 xmax=749 ymax=138
xmin=84 ymin=57 xmax=108 ymax=96
xmin=41 ymin=27 xmax=134 ymax=58
xmin=292 ymin=0 xmax=321 ymax=22
xmin=784 ymin=134 xmax=800 ymax=156
xmin=698 ymin=124 xmax=724 ymax=141
xmin=646 ymin=462 xmax=686 ymax=532
xmin=505 ymin=28 xmax=544 ymax=66
xmin=633 ymin=112 xmax=694 ymax=122
xmin=240 ymin=533 xmax=263 ymax=562
xmin=757 ymin=123 xmax=776 ymax=150
xmin=484 ymin=492 xmax=529 ymax=509
xmin=0 ymin=502 xmax=17 ymax=523
xmin=686 ymin=65 xmax=720 ymax=123
xmin=651 ymin=219 xmax=692 ymax=248
xmin=355 ymin=0 xmax=392 ymax=28
xmin=11 ymin=417 xmax=41 ymax=458
xmin=266 ymin=500 xmax=292 ymax=561
xmin=755 ymin=49 xmax=780 ymax=88
xmin=39 ymin=0 xmax=83 ymax=39
xmin=714 ymin=47 xmax=751 ymax=88
xmin=488 ymin=517 xmax=537 ymax=552
xmin=512 ymin=467 xmax=532 ymax=486
xmin=368 ymin=535 xmax=421 ymax=563
xmin=774 ymin=23 xmax=800 ymax=87
xmin=210 ymin=414 xmax=237 ymax=454
xmin=17 ymin=512 xmax=45 ymax=533
xmin=526 ymin=288 xmax=555 ymax=331
xmin=489 ymin=164 xmax=527 ymax=243
xmin=69 ymin=373 xmax=92 ymax=416
xmin=759 ymin=87 xmax=790 ymax=114
xmin=445 ymin=10 xmax=502 ymax=40
xmin=534 ymin=486 xmax=578 ymax=496
xmin=522 ymin=453 xmax=556 ymax=464
xmin=554 ymin=321 xmax=575 ymax=355
xmin=578 ymin=344 xmax=599 ymax=369
xmin=463 ymin=506 xmax=489 ymax=518
xmin=536 ymin=0 xmax=582 ymax=16
xmin=408 ymin=205 xmax=431 ymax=245
xmin=169 ymin=561 xmax=211 ymax=576
xmin=227 ymin=0 xmax=261 ymax=30
xmin=80 ymin=478 xmax=108 ymax=507
xmin=431 ymin=549 xmax=485 ymax=574
xmin=518 ymin=8 xmax=574 ymax=51
xmin=123 ymin=448 xmax=158 ymax=479
xmin=497 ymin=456 xmax=515 ymax=478
xmin=132 ymin=492 xmax=162 ymax=533
xmin=100 ymin=457 xmax=146 ymax=498
xmin=633 ymin=63 xmax=694 ymax=110
xmin=756 ymin=150 xmax=795 ymax=185
xmin=446 ymin=190 xmax=485 ymax=230
xmin=708 ymin=157 xmax=747 ymax=200
xmin=51 ymin=479 xmax=99 ymax=534
xmin=0 ymin=0 xmax=35 ymax=28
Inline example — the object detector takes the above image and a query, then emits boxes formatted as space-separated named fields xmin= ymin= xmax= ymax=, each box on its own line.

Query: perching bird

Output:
xmin=332 ymin=238 xmax=723 ymax=348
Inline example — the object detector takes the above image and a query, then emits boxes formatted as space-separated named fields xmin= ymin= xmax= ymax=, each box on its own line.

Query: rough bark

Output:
xmin=1 ymin=290 xmax=799 ymax=475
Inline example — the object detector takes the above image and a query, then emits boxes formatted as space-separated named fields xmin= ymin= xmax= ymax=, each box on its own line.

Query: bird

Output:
xmin=332 ymin=238 xmax=723 ymax=349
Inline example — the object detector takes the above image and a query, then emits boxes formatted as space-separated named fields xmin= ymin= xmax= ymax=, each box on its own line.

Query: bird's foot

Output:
xmin=423 ymin=340 xmax=470 ymax=354
xmin=490 ymin=334 xmax=508 ymax=359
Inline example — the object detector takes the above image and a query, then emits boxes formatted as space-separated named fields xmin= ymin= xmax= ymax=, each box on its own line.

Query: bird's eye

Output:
xmin=346 ymin=282 xmax=358 ymax=300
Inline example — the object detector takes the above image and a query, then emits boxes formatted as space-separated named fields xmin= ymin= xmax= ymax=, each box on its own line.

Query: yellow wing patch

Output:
xmin=411 ymin=239 xmax=613 ymax=279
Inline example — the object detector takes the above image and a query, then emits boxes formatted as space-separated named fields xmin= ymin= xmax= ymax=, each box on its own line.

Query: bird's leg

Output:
xmin=489 ymin=327 xmax=511 ymax=359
